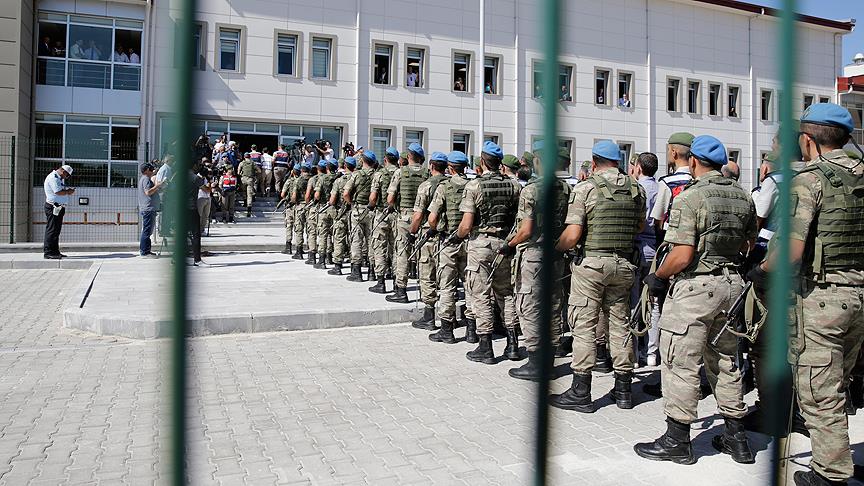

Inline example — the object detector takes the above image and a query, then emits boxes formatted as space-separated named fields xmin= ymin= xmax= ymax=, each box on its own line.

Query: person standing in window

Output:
xmin=113 ymin=45 xmax=129 ymax=63
xmin=560 ymin=84 xmax=571 ymax=101
xmin=485 ymin=82 xmax=493 ymax=94
xmin=127 ymin=47 xmax=140 ymax=64
xmin=138 ymin=163 xmax=162 ymax=257
xmin=597 ymin=88 xmax=606 ymax=104
xmin=85 ymin=40 xmax=102 ymax=60
xmin=38 ymin=36 xmax=52 ymax=57
xmin=43 ymin=165 xmax=75 ymax=260
xmin=69 ymin=39 xmax=85 ymax=59
xmin=454 ymin=77 xmax=465 ymax=91
xmin=619 ymin=93 xmax=631 ymax=108
xmin=407 ymin=69 xmax=418 ymax=87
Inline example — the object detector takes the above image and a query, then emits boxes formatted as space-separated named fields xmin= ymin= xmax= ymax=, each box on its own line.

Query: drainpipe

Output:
xmin=513 ymin=3 xmax=518 ymax=154
xmin=354 ymin=0 xmax=361 ymax=144
xmin=477 ymin=0 xmax=485 ymax=156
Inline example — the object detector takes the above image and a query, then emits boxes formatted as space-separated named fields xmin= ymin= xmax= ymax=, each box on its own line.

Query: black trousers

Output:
xmin=43 ymin=203 xmax=65 ymax=256
xmin=189 ymin=208 xmax=201 ymax=262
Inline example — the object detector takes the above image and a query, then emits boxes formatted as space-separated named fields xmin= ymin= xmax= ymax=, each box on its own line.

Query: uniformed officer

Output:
xmin=408 ymin=151 xmax=448 ymax=329
xmin=304 ymin=160 xmax=326 ymax=265
xmin=550 ymin=140 xmax=645 ymax=412
xmin=291 ymin=162 xmax=312 ymax=260
xmin=455 ymin=141 xmax=522 ymax=363
xmin=386 ymin=143 xmax=430 ymax=303
xmin=651 ymin=132 xmax=694 ymax=240
xmin=368 ymin=147 xmax=400 ymax=293
xmin=502 ymin=154 xmax=522 ymax=184
xmin=219 ymin=166 xmax=238 ymax=224
xmin=238 ymin=154 xmax=257 ymax=217
xmin=426 ymin=150 xmax=476 ymax=343
xmin=273 ymin=144 xmax=291 ymax=193
xmin=328 ymin=157 xmax=354 ymax=276
xmin=343 ymin=150 xmax=377 ymax=282
xmin=314 ymin=158 xmax=340 ymax=269
xmin=507 ymin=144 xmax=573 ymax=381
xmin=751 ymin=103 xmax=864 ymax=485
xmin=280 ymin=164 xmax=300 ymax=254
xmin=634 ymin=135 xmax=756 ymax=465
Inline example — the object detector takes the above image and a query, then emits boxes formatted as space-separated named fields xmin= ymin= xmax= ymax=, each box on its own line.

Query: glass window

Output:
xmin=728 ymin=150 xmax=740 ymax=163
xmin=36 ymin=59 xmax=66 ymax=86
xmin=687 ymin=81 xmax=700 ymax=114
xmin=38 ymin=21 xmax=67 ymax=58
xmin=483 ymin=134 xmax=499 ymax=144
xmin=667 ymin=78 xmax=681 ymax=112
xmin=533 ymin=62 xmax=543 ymax=99
xmin=618 ymin=143 xmax=633 ymax=172
xmin=559 ymin=65 xmax=573 ymax=101
xmin=595 ymin=69 xmax=610 ymax=105
xmin=113 ymin=65 xmax=140 ymax=90
xmin=65 ymin=124 xmax=110 ymax=160
xmin=219 ymin=28 xmax=240 ymax=71
xmin=406 ymin=47 xmax=424 ymax=88
xmin=453 ymin=53 xmax=469 ymax=92
xmin=819 ymin=96 xmax=831 ymax=104
xmin=617 ymin=72 xmax=632 ymax=107
xmin=109 ymin=162 xmax=138 ymax=188
xmin=372 ymin=128 xmax=391 ymax=156
xmin=277 ymin=33 xmax=296 ymax=75
xmin=64 ymin=161 xmax=109 ymax=187
xmin=452 ymin=132 xmax=470 ymax=154
xmin=373 ymin=44 xmax=392 ymax=85
xmin=281 ymin=125 xmax=301 ymax=137
xmin=113 ymin=29 xmax=141 ymax=64
xmin=35 ymin=123 xmax=63 ymax=158
xmin=708 ymin=84 xmax=720 ymax=116
xmin=68 ymin=24 xmax=111 ymax=61
xmin=320 ymin=127 xmax=342 ymax=154
xmin=111 ymin=126 xmax=139 ymax=160
xmin=803 ymin=95 xmax=814 ymax=111
xmin=484 ymin=57 xmax=498 ymax=95
xmin=311 ymin=37 xmax=331 ymax=79
xmin=728 ymin=86 xmax=740 ymax=118
xmin=405 ymin=130 xmax=423 ymax=149
xmin=192 ymin=23 xmax=203 ymax=68
xmin=760 ymin=90 xmax=773 ymax=121
xmin=68 ymin=61 xmax=110 ymax=89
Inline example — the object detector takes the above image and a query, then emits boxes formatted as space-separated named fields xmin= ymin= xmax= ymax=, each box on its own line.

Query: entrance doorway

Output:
xmin=229 ymin=134 xmax=279 ymax=155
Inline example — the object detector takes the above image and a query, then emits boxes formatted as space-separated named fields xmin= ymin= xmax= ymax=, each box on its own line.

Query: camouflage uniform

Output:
xmin=305 ymin=173 xmax=320 ymax=255
xmin=329 ymin=174 xmax=350 ymax=268
xmin=238 ymin=158 xmax=257 ymax=209
xmin=343 ymin=167 xmax=374 ymax=268
xmin=413 ymin=174 xmax=446 ymax=307
xmin=281 ymin=174 xmax=296 ymax=251
xmin=291 ymin=172 xmax=311 ymax=253
xmin=789 ymin=149 xmax=864 ymax=482
xmin=387 ymin=165 xmax=429 ymax=291
xmin=315 ymin=170 xmax=338 ymax=263
xmin=370 ymin=164 xmax=397 ymax=278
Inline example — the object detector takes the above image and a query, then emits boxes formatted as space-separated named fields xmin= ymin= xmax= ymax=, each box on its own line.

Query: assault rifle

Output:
xmin=486 ymin=221 xmax=520 ymax=285
xmin=710 ymin=281 xmax=765 ymax=346
xmin=407 ymin=229 xmax=436 ymax=262
xmin=623 ymin=244 xmax=671 ymax=347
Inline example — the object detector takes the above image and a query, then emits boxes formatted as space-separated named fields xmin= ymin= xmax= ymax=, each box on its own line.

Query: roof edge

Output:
xmin=691 ymin=0 xmax=855 ymax=32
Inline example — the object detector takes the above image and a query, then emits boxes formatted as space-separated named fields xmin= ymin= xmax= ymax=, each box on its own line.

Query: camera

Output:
xmin=314 ymin=139 xmax=328 ymax=149
xmin=292 ymin=137 xmax=306 ymax=149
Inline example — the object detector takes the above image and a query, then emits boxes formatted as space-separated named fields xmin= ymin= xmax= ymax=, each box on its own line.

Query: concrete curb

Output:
xmin=0 ymin=259 xmax=94 ymax=269
xmin=0 ymin=243 xmax=286 ymax=253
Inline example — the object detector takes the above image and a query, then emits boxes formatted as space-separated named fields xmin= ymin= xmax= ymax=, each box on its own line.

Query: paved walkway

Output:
xmin=1 ymin=266 xmax=861 ymax=485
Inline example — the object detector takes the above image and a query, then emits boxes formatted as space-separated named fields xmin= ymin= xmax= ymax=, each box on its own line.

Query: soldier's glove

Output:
xmin=405 ymin=234 xmax=416 ymax=246
xmin=443 ymin=233 xmax=463 ymax=246
xmin=367 ymin=203 xmax=375 ymax=211
xmin=385 ymin=205 xmax=396 ymax=215
xmin=746 ymin=265 xmax=769 ymax=292
xmin=497 ymin=242 xmax=516 ymax=257
xmin=424 ymin=228 xmax=438 ymax=240
xmin=644 ymin=273 xmax=669 ymax=298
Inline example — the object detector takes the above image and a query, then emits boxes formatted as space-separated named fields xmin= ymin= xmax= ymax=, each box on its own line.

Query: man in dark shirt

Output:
xmin=138 ymin=163 xmax=163 ymax=256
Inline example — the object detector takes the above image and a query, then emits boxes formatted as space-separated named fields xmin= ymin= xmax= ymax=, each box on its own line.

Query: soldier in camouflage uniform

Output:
xmin=426 ymin=150 xmax=476 ymax=344
xmin=507 ymin=144 xmax=573 ymax=381
xmin=408 ymin=151 xmax=449 ymax=329
xmin=551 ymin=140 xmax=645 ymax=412
xmin=238 ymin=155 xmax=257 ymax=217
xmin=291 ymin=162 xmax=312 ymax=260
xmin=368 ymin=147 xmax=400 ymax=293
xmin=386 ymin=143 xmax=429 ymax=303
xmin=455 ymin=141 xmax=522 ymax=364
xmin=634 ymin=135 xmax=756 ymax=465
xmin=304 ymin=160 xmax=324 ymax=265
xmin=280 ymin=164 xmax=299 ymax=254
xmin=313 ymin=158 xmax=340 ymax=269
xmin=343 ymin=151 xmax=377 ymax=282
xmin=752 ymin=104 xmax=864 ymax=485
xmin=328 ymin=157 xmax=354 ymax=276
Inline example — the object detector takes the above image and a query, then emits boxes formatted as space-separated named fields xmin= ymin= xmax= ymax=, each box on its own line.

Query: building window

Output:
xmin=728 ymin=149 xmax=740 ymax=163
xmin=453 ymin=52 xmax=470 ymax=92
xmin=311 ymin=37 xmax=332 ymax=79
xmin=372 ymin=128 xmax=391 ymax=156
xmin=191 ymin=23 xmax=203 ymax=69
xmin=218 ymin=28 xmax=240 ymax=71
xmin=819 ymin=96 xmax=831 ymax=104
xmin=452 ymin=132 xmax=470 ymax=154
xmin=667 ymin=78 xmax=681 ymax=112
xmin=36 ymin=13 xmax=143 ymax=90
xmin=276 ymin=33 xmax=297 ymax=76
xmin=484 ymin=56 xmax=499 ymax=94
xmin=760 ymin=89 xmax=773 ymax=121
xmin=618 ymin=142 xmax=633 ymax=172
xmin=532 ymin=62 xmax=542 ymax=99
xmin=483 ymin=134 xmax=499 ymax=145
xmin=708 ymin=84 xmax=721 ymax=116
xmin=687 ymin=80 xmax=700 ymax=114
xmin=617 ymin=72 xmax=632 ymax=108
xmin=405 ymin=129 xmax=423 ymax=149
xmin=559 ymin=65 xmax=574 ymax=101
xmin=373 ymin=44 xmax=392 ymax=85
xmin=803 ymin=94 xmax=814 ymax=111
xmin=406 ymin=47 xmax=424 ymax=88
xmin=728 ymin=86 xmax=740 ymax=118
xmin=595 ymin=69 xmax=610 ymax=105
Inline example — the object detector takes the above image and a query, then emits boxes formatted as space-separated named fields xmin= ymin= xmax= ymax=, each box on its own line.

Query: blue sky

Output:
xmin=755 ymin=0 xmax=863 ymax=64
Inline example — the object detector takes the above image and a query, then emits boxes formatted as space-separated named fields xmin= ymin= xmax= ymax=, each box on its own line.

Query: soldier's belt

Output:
xmin=583 ymin=250 xmax=631 ymax=258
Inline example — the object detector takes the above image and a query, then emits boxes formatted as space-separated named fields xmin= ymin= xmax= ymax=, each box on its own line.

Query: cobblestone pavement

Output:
xmin=3 ymin=268 xmax=861 ymax=485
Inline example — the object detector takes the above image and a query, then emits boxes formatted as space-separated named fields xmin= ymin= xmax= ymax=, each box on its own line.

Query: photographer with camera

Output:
xmin=314 ymin=139 xmax=334 ymax=161
xmin=342 ymin=142 xmax=356 ymax=158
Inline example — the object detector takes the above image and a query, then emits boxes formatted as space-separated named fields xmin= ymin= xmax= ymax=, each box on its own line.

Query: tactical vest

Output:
xmin=352 ymin=168 xmax=373 ymax=205
xmin=273 ymin=150 xmax=290 ymax=167
xmin=319 ymin=173 xmax=336 ymax=202
xmin=799 ymin=161 xmax=864 ymax=277
xmin=249 ymin=151 xmax=262 ymax=165
xmin=688 ymin=175 xmax=752 ymax=273
xmin=583 ymin=174 xmax=642 ymax=255
xmin=421 ymin=174 xmax=446 ymax=226
xmin=294 ymin=174 xmax=310 ymax=200
xmin=527 ymin=177 xmax=572 ymax=243
xmin=221 ymin=174 xmax=237 ymax=192
xmin=443 ymin=176 xmax=468 ymax=233
xmin=477 ymin=172 xmax=518 ymax=237
xmin=239 ymin=161 xmax=255 ymax=178
xmin=398 ymin=166 xmax=428 ymax=210
xmin=306 ymin=174 xmax=319 ymax=200
xmin=376 ymin=166 xmax=396 ymax=208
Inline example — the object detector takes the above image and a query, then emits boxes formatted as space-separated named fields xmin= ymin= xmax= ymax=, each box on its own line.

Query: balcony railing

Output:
xmin=36 ymin=57 xmax=141 ymax=91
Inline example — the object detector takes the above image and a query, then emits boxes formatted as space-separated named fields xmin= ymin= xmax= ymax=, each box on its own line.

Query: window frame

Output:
xmin=483 ymin=54 xmax=502 ymax=96
xmin=686 ymin=79 xmax=701 ymax=115
xmin=666 ymin=76 xmax=682 ymax=113
xmin=707 ymin=82 xmax=722 ymax=117
xmin=214 ymin=24 xmax=244 ymax=73
xmin=371 ymin=40 xmax=396 ymax=87
xmin=370 ymin=125 xmax=395 ymax=156
xmin=404 ymin=44 xmax=428 ymax=89
xmin=616 ymin=70 xmax=634 ymax=109
xmin=483 ymin=132 xmax=502 ymax=147
xmin=192 ymin=22 xmax=206 ymax=70
xmin=727 ymin=149 xmax=741 ymax=164
xmin=450 ymin=130 xmax=473 ymax=156
xmin=819 ymin=95 xmax=831 ymax=104
xmin=274 ymin=30 xmax=301 ymax=78
xmin=803 ymin=93 xmax=815 ymax=112
xmin=451 ymin=50 xmax=472 ymax=94
xmin=594 ymin=67 xmax=611 ymax=106
xmin=309 ymin=34 xmax=337 ymax=81
xmin=558 ymin=63 xmax=575 ymax=103
xmin=403 ymin=127 xmax=427 ymax=150
xmin=727 ymin=84 xmax=741 ymax=118
xmin=617 ymin=141 xmax=635 ymax=172
xmin=760 ymin=88 xmax=774 ymax=122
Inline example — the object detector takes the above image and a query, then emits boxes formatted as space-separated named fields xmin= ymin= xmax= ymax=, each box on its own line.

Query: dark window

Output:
xmin=373 ymin=45 xmax=391 ymax=85
xmin=667 ymin=79 xmax=680 ymax=112
xmin=277 ymin=33 xmax=296 ymax=75
xmin=708 ymin=84 xmax=720 ymax=116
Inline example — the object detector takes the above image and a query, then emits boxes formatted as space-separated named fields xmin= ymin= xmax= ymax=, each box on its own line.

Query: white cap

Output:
xmin=61 ymin=164 xmax=73 ymax=175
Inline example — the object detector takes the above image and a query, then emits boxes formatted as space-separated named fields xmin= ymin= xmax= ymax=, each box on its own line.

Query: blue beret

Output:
xmin=385 ymin=146 xmax=399 ymax=158
xmin=591 ymin=140 xmax=621 ymax=162
xmin=360 ymin=150 xmax=377 ymax=164
xmin=482 ymin=141 xmax=503 ymax=159
xmin=532 ymin=140 xmax=544 ymax=152
xmin=447 ymin=151 xmax=469 ymax=165
xmin=317 ymin=159 xmax=327 ymax=169
xmin=429 ymin=151 xmax=448 ymax=162
xmin=328 ymin=157 xmax=339 ymax=167
xmin=408 ymin=142 xmax=425 ymax=158
xmin=344 ymin=156 xmax=357 ymax=168
xmin=690 ymin=135 xmax=728 ymax=166
xmin=292 ymin=163 xmax=301 ymax=172
xmin=301 ymin=161 xmax=312 ymax=170
xmin=801 ymin=102 xmax=854 ymax=134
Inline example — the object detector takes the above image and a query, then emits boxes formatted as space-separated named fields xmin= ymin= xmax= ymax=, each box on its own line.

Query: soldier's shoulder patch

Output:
xmin=668 ymin=208 xmax=682 ymax=228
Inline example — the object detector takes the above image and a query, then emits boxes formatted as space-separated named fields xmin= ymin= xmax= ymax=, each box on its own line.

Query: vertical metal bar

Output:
xmin=170 ymin=0 xmax=196 ymax=483
xmin=9 ymin=136 xmax=15 ymax=244
xmin=770 ymin=1 xmax=795 ymax=484
xmin=146 ymin=141 xmax=150 ymax=165
xmin=534 ymin=0 xmax=559 ymax=484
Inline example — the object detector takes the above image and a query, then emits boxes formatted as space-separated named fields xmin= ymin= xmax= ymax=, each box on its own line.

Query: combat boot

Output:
xmin=711 ymin=417 xmax=754 ymax=464
xmin=852 ymin=375 xmax=864 ymax=411
xmin=412 ymin=306 xmax=437 ymax=330
xmin=464 ymin=318 xmax=479 ymax=344
xmin=292 ymin=247 xmax=304 ymax=260
xmin=305 ymin=251 xmax=317 ymax=265
xmin=428 ymin=319 xmax=456 ymax=344
xmin=550 ymin=373 xmax=594 ymax=413
xmin=384 ymin=267 xmax=394 ymax=280
xmin=346 ymin=264 xmax=363 ymax=282
xmin=793 ymin=470 xmax=847 ymax=486
xmin=246 ymin=207 xmax=252 ymax=217
xmin=368 ymin=267 xmax=376 ymax=282
xmin=594 ymin=344 xmax=612 ymax=373
xmin=509 ymin=351 xmax=542 ymax=381
xmin=633 ymin=417 xmax=695 ymax=465
xmin=368 ymin=278 xmax=387 ymax=294
xmin=385 ymin=286 xmax=409 ymax=303
xmin=504 ymin=329 xmax=522 ymax=361
xmin=282 ymin=242 xmax=292 ymax=255
xmin=609 ymin=373 xmax=633 ymax=409
xmin=326 ymin=253 xmax=333 ymax=265
xmin=313 ymin=255 xmax=327 ymax=269
xmin=466 ymin=335 xmax=495 ymax=364
xmin=327 ymin=262 xmax=343 ymax=276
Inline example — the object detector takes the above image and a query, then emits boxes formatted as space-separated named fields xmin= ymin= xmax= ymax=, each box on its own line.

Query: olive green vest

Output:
xmin=351 ymin=168 xmax=373 ymax=205
xmin=526 ymin=177 xmax=572 ymax=243
xmin=376 ymin=166 xmax=396 ymax=208
xmin=421 ymin=174 xmax=446 ymax=227
xmin=294 ymin=174 xmax=310 ymax=201
xmin=398 ymin=166 xmax=429 ymax=210
xmin=443 ymin=176 xmax=468 ymax=233
xmin=688 ymin=174 xmax=752 ymax=273
xmin=319 ymin=172 xmax=336 ymax=201
xmin=239 ymin=160 xmax=255 ymax=178
xmin=583 ymin=174 xmax=641 ymax=255
xmin=306 ymin=174 xmax=319 ymax=200
xmin=477 ymin=171 xmax=518 ymax=237
xmin=799 ymin=161 xmax=864 ymax=277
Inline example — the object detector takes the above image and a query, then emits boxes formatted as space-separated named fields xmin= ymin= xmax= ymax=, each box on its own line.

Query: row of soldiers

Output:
xmin=276 ymin=102 xmax=862 ymax=486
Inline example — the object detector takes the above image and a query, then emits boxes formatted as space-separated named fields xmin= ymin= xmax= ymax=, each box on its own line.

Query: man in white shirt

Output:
xmin=113 ymin=46 xmax=129 ymax=63
xmin=127 ymin=48 xmax=140 ymax=64
xmin=43 ymin=165 xmax=75 ymax=259
xmin=407 ymin=70 xmax=418 ymax=87
xmin=649 ymin=132 xmax=694 ymax=242
xmin=260 ymin=147 xmax=274 ymax=196
xmin=84 ymin=40 xmax=102 ymax=60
